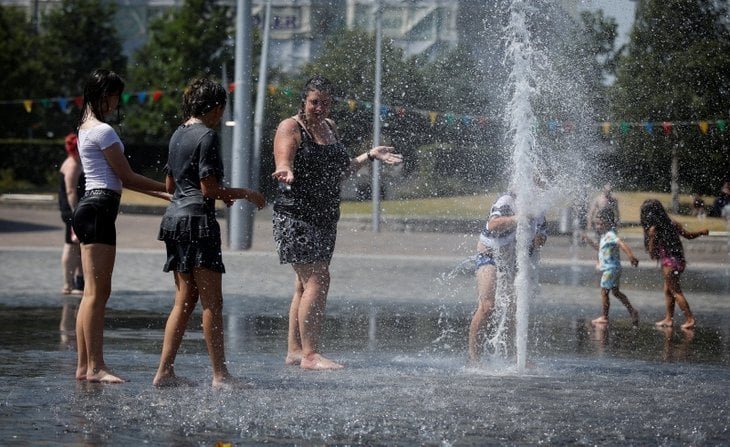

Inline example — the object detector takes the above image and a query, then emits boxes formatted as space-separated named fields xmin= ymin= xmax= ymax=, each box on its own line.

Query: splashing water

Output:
xmin=495 ymin=0 xmax=543 ymax=373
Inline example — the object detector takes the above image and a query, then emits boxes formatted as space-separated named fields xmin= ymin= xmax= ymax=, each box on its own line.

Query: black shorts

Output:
xmin=60 ymin=210 xmax=75 ymax=244
xmin=72 ymin=189 xmax=121 ymax=246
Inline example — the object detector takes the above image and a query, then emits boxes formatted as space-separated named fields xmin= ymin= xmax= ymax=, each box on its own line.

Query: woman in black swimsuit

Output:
xmin=272 ymin=76 xmax=402 ymax=370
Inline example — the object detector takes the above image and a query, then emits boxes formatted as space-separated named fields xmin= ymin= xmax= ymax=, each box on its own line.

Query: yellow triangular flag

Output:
xmin=428 ymin=111 xmax=438 ymax=125
xmin=23 ymin=99 xmax=33 ymax=113
xmin=698 ymin=121 xmax=709 ymax=135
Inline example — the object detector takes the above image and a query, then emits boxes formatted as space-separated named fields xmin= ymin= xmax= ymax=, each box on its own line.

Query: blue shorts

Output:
xmin=72 ymin=189 xmax=120 ymax=246
xmin=475 ymin=252 xmax=497 ymax=270
xmin=600 ymin=268 xmax=621 ymax=289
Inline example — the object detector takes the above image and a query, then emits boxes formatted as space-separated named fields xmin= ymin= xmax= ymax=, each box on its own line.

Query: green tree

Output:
xmin=0 ymin=6 xmax=49 ymax=138
xmin=0 ymin=2 xmax=126 ymax=191
xmin=125 ymin=0 xmax=236 ymax=143
xmin=578 ymin=9 xmax=620 ymax=118
xmin=610 ymin=0 xmax=730 ymax=193
xmin=300 ymin=28 xmax=431 ymax=153
xmin=42 ymin=0 xmax=127 ymax=97
xmin=297 ymin=29 xmax=506 ymax=197
xmin=37 ymin=0 xmax=126 ymax=139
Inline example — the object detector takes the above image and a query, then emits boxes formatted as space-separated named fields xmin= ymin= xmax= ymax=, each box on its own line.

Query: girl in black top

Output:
xmin=153 ymin=78 xmax=265 ymax=388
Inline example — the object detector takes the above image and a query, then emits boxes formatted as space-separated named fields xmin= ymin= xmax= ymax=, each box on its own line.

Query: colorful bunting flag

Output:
xmin=428 ymin=111 xmax=437 ymax=126
xmin=698 ymin=121 xmax=709 ymax=135
xmin=2 ymin=84 xmax=729 ymax=137
xmin=662 ymin=121 xmax=673 ymax=135
xmin=601 ymin=122 xmax=611 ymax=135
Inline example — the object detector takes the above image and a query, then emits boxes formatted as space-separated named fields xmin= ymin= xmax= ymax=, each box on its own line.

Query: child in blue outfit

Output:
xmin=582 ymin=208 xmax=640 ymax=326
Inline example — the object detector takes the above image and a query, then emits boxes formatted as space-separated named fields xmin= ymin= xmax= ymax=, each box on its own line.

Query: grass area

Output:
xmin=122 ymin=190 xmax=728 ymax=232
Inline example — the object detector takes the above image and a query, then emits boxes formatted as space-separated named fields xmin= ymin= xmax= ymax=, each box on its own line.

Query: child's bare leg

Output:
xmin=611 ymin=287 xmax=639 ymax=325
xmin=655 ymin=268 xmax=675 ymax=327
xmin=75 ymin=299 xmax=88 ymax=380
xmin=153 ymin=271 xmax=198 ymax=387
xmin=665 ymin=270 xmax=695 ymax=329
xmin=591 ymin=288 xmax=610 ymax=325
xmin=468 ymin=264 xmax=497 ymax=364
xmin=194 ymin=268 xmax=237 ymax=385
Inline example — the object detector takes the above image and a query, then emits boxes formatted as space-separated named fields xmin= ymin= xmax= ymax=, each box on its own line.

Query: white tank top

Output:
xmin=78 ymin=123 xmax=123 ymax=192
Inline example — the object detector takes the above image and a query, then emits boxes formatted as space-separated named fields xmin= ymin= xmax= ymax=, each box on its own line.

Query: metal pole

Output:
xmin=221 ymin=62 xmax=233 ymax=238
xmin=252 ymin=0 xmax=272 ymax=192
xmin=229 ymin=0 xmax=254 ymax=250
xmin=371 ymin=0 xmax=383 ymax=233
xmin=671 ymin=142 xmax=679 ymax=213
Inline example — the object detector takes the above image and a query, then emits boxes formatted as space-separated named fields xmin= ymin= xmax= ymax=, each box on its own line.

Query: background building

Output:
xmin=3 ymin=0 xmax=601 ymax=74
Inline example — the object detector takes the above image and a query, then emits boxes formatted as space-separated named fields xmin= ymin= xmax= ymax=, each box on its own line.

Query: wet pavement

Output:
xmin=0 ymin=204 xmax=729 ymax=445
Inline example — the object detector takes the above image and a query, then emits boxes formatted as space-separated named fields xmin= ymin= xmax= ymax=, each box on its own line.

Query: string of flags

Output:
xmin=1 ymin=84 xmax=727 ymax=136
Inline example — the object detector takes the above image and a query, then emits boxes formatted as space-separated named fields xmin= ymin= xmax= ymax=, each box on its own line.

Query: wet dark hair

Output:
xmin=182 ymin=77 xmax=227 ymax=120
xmin=639 ymin=199 xmax=684 ymax=262
xmin=299 ymin=75 xmax=334 ymax=111
xmin=79 ymin=69 xmax=125 ymax=125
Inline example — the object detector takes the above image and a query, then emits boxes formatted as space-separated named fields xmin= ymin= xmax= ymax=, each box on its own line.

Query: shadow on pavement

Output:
xmin=0 ymin=218 xmax=59 ymax=233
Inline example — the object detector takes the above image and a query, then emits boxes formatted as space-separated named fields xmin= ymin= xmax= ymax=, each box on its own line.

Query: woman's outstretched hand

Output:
xmin=272 ymin=168 xmax=294 ymax=184
xmin=370 ymin=146 xmax=403 ymax=165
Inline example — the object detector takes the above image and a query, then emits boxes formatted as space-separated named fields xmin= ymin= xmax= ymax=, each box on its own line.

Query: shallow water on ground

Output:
xmin=1 ymin=285 xmax=728 ymax=446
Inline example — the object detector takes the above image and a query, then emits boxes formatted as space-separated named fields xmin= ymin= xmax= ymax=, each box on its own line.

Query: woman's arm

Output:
xmin=200 ymin=176 xmax=266 ymax=209
xmin=63 ymin=161 xmax=82 ymax=209
xmin=348 ymin=145 xmax=402 ymax=175
xmin=271 ymin=118 xmax=300 ymax=184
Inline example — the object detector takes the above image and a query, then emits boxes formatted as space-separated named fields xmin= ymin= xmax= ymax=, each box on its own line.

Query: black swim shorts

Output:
xmin=72 ymin=189 xmax=121 ymax=246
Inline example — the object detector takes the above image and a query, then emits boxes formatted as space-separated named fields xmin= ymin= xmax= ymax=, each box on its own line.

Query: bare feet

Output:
xmin=680 ymin=318 xmax=696 ymax=330
xmin=212 ymin=375 xmax=254 ymax=390
xmin=285 ymin=351 xmax=303 ymax=366
xmin=87 ymin=367 xmax=125 ymax=384
xmin=300 ymin=353 xmax=344 ymax=370
xmin=655 ymin=318 xmax=673 ymax=327
xmin=630 ymin=309 xmax=640 ymax=327
xmin=591 ymin=316 xmax=609 ymax=325
xmin=153 ymin=374 xmax=196 ymax=388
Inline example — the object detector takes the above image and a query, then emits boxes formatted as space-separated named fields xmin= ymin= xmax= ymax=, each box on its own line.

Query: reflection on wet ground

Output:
xmin=1 ymin=291 xmax=728 ymax=445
